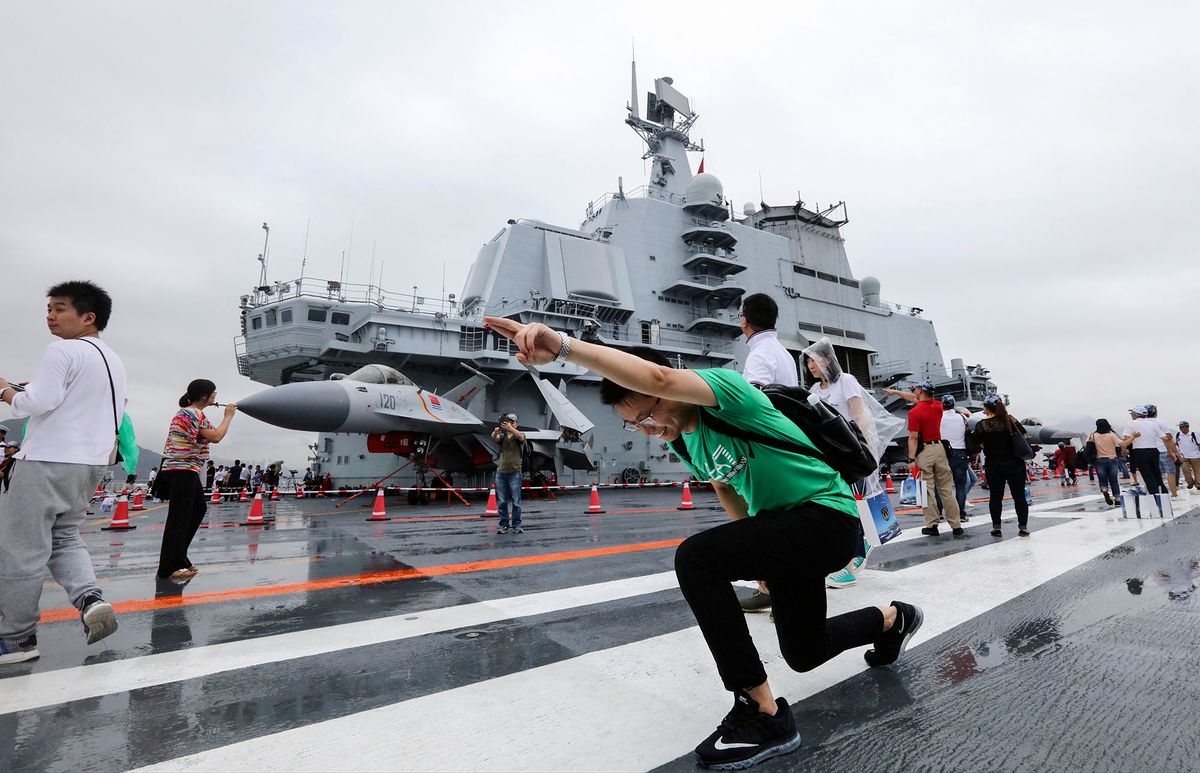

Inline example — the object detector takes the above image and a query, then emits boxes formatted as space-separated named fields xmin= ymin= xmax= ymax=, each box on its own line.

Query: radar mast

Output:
xmin=626 ymin=60 xmax=703 ymax=197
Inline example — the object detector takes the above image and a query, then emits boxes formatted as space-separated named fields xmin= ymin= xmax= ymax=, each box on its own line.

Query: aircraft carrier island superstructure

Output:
xmin=235 ymin=68 xmax=1002 ymax=488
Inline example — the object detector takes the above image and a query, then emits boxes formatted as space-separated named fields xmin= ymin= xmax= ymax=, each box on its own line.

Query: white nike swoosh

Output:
xmin=713 ymin=738 xmax=758 ymax=750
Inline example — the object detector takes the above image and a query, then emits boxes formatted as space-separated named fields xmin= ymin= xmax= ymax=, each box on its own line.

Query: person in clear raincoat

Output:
xmin=801 ymin=338 xmax=905 ymax=588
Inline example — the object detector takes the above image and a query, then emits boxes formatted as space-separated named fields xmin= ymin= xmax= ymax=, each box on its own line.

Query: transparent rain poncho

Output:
xmin=801 ymin=337 xmax=906 ymax=465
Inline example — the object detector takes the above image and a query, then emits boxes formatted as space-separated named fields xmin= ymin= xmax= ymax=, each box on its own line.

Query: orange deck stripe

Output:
xmin=38 ymin=538 xmax=685 ymax=623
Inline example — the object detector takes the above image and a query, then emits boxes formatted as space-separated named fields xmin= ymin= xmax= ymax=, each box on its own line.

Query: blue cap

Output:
xmin=983 ymin=394 xmax=1002 ymax=407
xmin=941 ymin=395 xmax=955 ymax=409
xmin=1145 ymin=404 xmax=1158 ymax=416
xmin=914 ymin=379 xmax=934 ymax=393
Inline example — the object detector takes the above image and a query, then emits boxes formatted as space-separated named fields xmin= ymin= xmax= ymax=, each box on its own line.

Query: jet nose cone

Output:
xmin=237 ymin=381 xmax=351 ymax=432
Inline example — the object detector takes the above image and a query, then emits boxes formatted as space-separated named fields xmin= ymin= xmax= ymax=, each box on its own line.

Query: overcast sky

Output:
xmin=2 ymin=1 xmax=1196 ymax=467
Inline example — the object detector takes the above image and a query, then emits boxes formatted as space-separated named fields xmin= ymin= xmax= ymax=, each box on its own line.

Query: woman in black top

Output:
xmin=969 ymin=394 xmax=1031 ymax=537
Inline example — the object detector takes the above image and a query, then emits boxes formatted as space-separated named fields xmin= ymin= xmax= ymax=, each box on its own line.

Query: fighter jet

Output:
xmin=236 ymin=362 xmax=595 ymax=476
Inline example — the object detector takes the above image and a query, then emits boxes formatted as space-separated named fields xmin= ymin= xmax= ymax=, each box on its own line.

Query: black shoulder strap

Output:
xmin=79 ymin=339 xmax=118 ymax=435
xmin=668 ymin=407 xmax=824 ymax=467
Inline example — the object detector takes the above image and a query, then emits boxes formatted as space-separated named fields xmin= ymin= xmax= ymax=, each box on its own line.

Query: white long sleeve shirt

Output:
xmin=742 ymin=330 xmax=799 ymax=388
xmin=11 ymin=336 xmax=128 ymax=465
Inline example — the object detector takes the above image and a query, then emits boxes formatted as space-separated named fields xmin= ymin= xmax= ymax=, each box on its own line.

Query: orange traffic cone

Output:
xmin=1042 ymin=467 xmax=1050 ymax=480
xmin=239 ymin=487 xmax=249 ymax=502
xmin=316 ymin=483 xmax=326 ymax=498
xmin=885 ymin=473 xmax=896 ymax=494
xmin=93 ymin=482 xmax=105 ymax=499
xmin=677 ymin=480 xmax=695 ymax=510
xmin=270 ymin=486 xmax=280 ymax=501
xmin=130 ymin=489 xmax=145 ymax=511
xmin=211 ymin=486 xmax=222 ymax=504
xmin=366 ymin=488 xmax=390 ymax=521
xmin=586 ymin=482 xmax=605 ymax=514
xmin=295 ymin=486 xmax=305 ymax=499
xmin=102 ymin=490 xmax=136 ymax=531
xmin=481 ymin=485 xmax=500 ymax=517
xmin=242 ymin=488 xmax=265 ymax=526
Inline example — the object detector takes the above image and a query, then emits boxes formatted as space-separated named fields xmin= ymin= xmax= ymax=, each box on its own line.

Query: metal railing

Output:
xmin=584 ymin=185 xmax=684 ymax=218
xmin=246 ymin=277 xmax=469 ymax=318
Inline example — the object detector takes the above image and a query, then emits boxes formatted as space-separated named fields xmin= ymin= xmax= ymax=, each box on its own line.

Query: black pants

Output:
xmin=674 ymin=503 xmax=885 ymax=692
xmin=157 ymin=470 xmax=207 ymax=578
xmin=1131 ymin=448 xmax=1167 ymax=495
xmin=985 ymin=460 xmax=1029 ymax=528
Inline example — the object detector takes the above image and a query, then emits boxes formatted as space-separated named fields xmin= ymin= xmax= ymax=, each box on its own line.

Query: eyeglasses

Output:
xmin=622 ymin=398 xmax=662 ymax=432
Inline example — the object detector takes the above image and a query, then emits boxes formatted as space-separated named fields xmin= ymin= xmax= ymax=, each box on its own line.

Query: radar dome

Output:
xmin=684 ymin=173 xmax=724 ymax=208
xmin=860 ymin=276 xmax=881 ymax=307
xmin=742 ymin=202 xmax=757 ymax=216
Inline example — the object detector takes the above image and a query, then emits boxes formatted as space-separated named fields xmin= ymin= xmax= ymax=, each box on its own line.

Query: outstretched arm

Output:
xmin=485 ymin=317 xmax=718 ymax=406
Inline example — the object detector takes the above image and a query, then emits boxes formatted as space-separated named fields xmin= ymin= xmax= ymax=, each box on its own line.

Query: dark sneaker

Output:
xmin=739 ymin=589 xmax=772 ymax=613
xmin=960 ymin=513 xmax=970 ymax=522
xmin=865 ymin=600 xmax=924 ymax=668
xmin=952 ymin=527 xmax=964 ymax=536
xmin=79 ymin=593 xmax=118 ymax=645
xmin=0 ymin=634 xmax=39 ymax=665
xmin=497 ymin=525 xmax=510 ymax=534
xmin=920 ymin=526 xmax=939 ymax=537
xmin=1102 ymin=490 xmax=1114 ymax=506
xmin=513 ymin=526 xmax=524 ymax=534
xmin=694 ymin=691 xmax=801 ymax=770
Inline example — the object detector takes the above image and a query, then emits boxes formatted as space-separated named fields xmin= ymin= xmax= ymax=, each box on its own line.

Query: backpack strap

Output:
xmin=667 ymin=407 xmax=826 ymax=468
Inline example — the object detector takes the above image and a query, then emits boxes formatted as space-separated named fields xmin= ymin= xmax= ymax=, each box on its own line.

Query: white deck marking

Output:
xmin=138 ymin=506 xmax=1185 ymax=773
xmin=0 ymin=572 xmax=679 ymax=716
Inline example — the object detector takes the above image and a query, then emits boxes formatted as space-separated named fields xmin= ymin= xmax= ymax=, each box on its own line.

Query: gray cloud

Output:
xmin=3 ymin=1 xmax=1197 ymax=466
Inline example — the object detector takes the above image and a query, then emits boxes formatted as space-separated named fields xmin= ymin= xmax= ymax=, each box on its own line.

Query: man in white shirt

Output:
xmin=1175 ymin=421 xmax=1200 ymax=491
xmin=1123 ymin=405 xmax=1177 ymax=497
xmin=936 ymin=397 xmax=971 ymax=520
xmin=1145 ymin=405 xmax=1180 ymax=497
xmin=0 ymin=281 xmax=126 ymax=664
xmin=739 ymin=294 xmax=799 ymax=389
xmin=737 ymin=293 xmax=798 ymax=614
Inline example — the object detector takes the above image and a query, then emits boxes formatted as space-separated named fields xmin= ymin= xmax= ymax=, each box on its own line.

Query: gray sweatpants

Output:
xmin=0 ymin=459 xmax=106 ymax=641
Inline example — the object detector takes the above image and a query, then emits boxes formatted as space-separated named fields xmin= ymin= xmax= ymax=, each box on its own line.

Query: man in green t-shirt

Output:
xmin=485 ymin=315 xmax=923 ymax=771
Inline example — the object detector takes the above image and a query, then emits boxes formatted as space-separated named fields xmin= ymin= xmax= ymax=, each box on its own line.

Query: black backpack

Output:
xmin=669 ymin=383 xmax=877 ymax=482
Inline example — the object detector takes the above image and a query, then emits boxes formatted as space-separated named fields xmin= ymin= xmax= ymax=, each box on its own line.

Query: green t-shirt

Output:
xmin=678 ymin=369 xmax=857 ymax=518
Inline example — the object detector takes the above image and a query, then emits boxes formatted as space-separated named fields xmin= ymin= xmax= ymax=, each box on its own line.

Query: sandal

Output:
xmin=990 ymin=528 xmax=1002 ymax=537
xmin=1018 ymin=528 xmax=1030 ymax=537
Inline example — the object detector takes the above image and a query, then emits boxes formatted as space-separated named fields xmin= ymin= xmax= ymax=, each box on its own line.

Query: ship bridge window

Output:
xmin=307 ymin=308 xmax=327 ymax=322
xmin=265 ymin=310 xmax=277 ymax=327
xmin=346 ymin=364 xmax=414 ymax=386
xmin=281 ymin=309 xmax=292 ymax=324
xmin=331 ymin=312 xmax=350 ymax=326
xmin=250 ymin=317 xmax=263 ymax=330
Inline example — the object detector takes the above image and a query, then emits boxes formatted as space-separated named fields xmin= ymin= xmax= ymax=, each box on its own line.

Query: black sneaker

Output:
xmin=952 ymin=527 xmax=964 ymax=536
xmin=513 ymin=526 xmax=524 ymax=534
xmin=497 ymin=525 xmax=510 ymax=534
xmin=79 ymin=592 xmax=118 ymax=645
xmin=1102 ymin=490 xmax=1114 ymax=506
xmin=739 ymin=589 xmax=772 ymax=613
xmin=694 ymin=691 xmax=801 ymax=770
xmin=920 ymin=526 xmax=939 ymax=537
xmin=960 ymin=513 xmax=970 ymax=522
xmin=0 ymin=634 xmax=39 ymax=665
xmin=864 ymin=600 xmax=924 ymax=668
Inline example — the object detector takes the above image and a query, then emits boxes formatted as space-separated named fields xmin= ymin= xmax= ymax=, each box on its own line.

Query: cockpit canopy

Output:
xmin=343 ymin=364 xmax=415 ymax=386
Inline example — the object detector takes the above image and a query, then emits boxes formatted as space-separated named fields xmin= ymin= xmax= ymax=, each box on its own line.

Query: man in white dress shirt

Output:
xmin=736 ymin=293 xmax=799 ymax=615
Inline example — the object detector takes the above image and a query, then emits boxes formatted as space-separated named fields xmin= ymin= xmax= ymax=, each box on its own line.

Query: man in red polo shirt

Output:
xmin=906 ymin=380 xmax=962 ymax=536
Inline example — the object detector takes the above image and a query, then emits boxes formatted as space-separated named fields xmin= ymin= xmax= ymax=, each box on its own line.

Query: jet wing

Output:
xmin=523 ymin=366 xmax=595 ymax=434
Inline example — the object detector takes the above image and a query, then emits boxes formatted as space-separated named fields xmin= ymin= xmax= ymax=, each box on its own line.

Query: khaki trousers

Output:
xmin=918 ymin=442 xmax=960 ymax=528
xmin=1181 ymin=458 xmax=1200 ymax=488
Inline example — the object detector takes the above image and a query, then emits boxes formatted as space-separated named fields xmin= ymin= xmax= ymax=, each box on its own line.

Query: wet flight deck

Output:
xmin=2 ymin=479 xmax=1197 ymax=772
